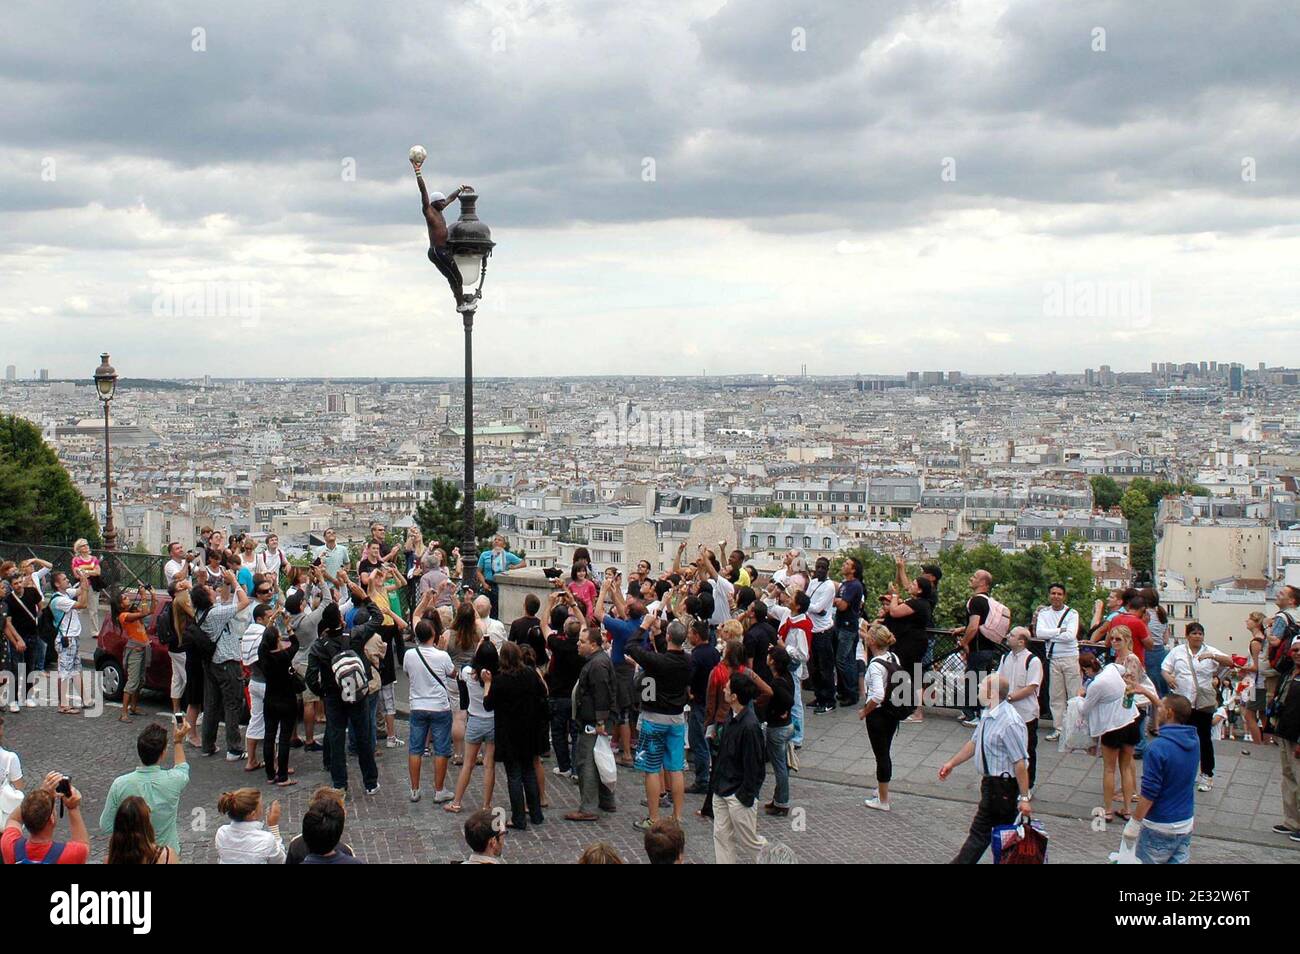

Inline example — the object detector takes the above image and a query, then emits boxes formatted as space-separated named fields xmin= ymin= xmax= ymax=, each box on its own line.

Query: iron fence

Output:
xmin=0 ymin=540 xmax=168 ymax=596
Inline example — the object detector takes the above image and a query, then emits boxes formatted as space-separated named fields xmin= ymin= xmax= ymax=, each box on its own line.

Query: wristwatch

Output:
xmin=1017 ymin=794 xmax=1031 ymax=803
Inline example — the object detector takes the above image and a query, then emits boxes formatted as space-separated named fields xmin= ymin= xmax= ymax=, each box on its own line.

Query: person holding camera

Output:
xmin=2 ymin=771 xmax=89 ymax=864
xmin=100 ymin=720 xmax=191 ymax=856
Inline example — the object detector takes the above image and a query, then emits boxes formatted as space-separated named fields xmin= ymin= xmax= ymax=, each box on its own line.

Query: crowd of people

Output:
xmin=2 ymin=524 xmax=1299 ymax=864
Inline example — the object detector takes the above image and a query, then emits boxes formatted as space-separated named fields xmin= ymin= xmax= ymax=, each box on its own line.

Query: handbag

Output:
xmin=991 ymin=814 xmax=1048 ymax=864
xmin=593 ymin=733 xmax=618 ymax=786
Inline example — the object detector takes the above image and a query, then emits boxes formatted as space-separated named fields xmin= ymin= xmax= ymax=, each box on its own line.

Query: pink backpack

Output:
xmin=978 ymin=595 xmax=1012 ymax=645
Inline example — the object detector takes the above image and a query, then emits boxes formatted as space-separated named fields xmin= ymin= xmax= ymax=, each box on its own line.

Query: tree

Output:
xmin=1090 ymin=475 xmax=1122 ymax=510
xmin=413 ymin=478 xmax=498 ymax=551
xmin=0 ymin=415 xmax=101 ymax=546
xmin=757 ymin=503 xmax=797 ymax=518
xmin=476 ymin=486 xmax=501 ymax=502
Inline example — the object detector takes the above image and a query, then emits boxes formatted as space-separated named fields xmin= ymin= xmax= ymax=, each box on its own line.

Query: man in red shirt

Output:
xmin=1 ymin=772 xmax=89 ymax=864
xmin=1095 ymin=589 xmax=1151 ymax=665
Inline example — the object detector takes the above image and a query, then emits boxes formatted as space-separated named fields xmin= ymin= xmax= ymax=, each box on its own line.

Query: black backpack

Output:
xmin=184 ymin=609 xmax=218 ymax=661
xmin=36 ymin=604 xmax=57 ymax=642
xmin=870 ymin=655 xmax=916 ymax=720
xmin=156 ymin=606 xmax=178 ymax=651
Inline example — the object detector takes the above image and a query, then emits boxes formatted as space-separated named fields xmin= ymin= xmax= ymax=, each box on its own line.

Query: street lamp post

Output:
xmin=446 ymin=190 xmax=495 ymax=578
xmin=93 ymin=353 xmax=118 ymax=554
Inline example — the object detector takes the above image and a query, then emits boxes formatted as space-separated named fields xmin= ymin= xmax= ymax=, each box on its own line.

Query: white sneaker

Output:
xmin=387 ymin=737 xmax=405 ymax=749
xmin=1044 ymin=731 xmax=1060 ymax=742
xmin=552 ymin=766 xmax=569 ymax=777
xmin=959 ymin=717 xmax=979 ymax=728
xmin=432 ymin=789 xmax=455 ymax=803
xmin=409 ymin=788 xmax=421 ymax=802
xmin=6 ymin=702 xmax=18 ymax=714
xmin=1197 ymin=775 xmax=1213 ymax=792
xmin=863 ymin=796 xmax=891 ymax=812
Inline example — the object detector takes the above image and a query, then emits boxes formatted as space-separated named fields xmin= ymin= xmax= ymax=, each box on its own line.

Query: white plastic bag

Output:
xmin=1109 ymin=833 xmax=1142 ymax=864
xmin=0 ymin=781 xmax=22 ymax=819
xmin=1059 ymin=696 xmax=1094 ymax=752
xmin=594 ymin=734 xmax=617 ymax=786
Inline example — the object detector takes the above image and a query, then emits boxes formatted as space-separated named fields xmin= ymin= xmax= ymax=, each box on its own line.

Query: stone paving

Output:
xmin=4 ymin=693 xmax=1297 ymax=864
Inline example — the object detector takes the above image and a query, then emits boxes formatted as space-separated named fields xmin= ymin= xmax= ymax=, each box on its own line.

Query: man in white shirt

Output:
xmin=1161 ymin=622 xmax=1234 ymax=791
xmin=939 ymin=674 xmax=1033 ymax=864
xmin=996 ymin=627 xmax=1043 ymax=788
xmin=318 ymin=529 xmax=350 ymax=582
xmin=163 ymin=541 xmax=192 ymax=586
xmin=805 ymin=558 xmax=837 ymax=713
xmin=403 ymin=622 xmax=456 ymax=803
xmin=1035 ymin=583 xmax=1080 ymax=742
xmin=49 ymin=571 xmax=89 ymax=711
xmin=475 ymin=596 xmax=507 ymax=648
xmin=695 ymin=551 xmax=734 ymax=628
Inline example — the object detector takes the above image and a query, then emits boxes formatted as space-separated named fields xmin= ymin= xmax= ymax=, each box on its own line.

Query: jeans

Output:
xmin=961 ymin=650 xmax=997 ymax=720
xmin=574 ymin=728 xmax=616 ymax=814
xmin=834 ymin=624 xmax=859 ymax=703
xmin=688 ymin=702 xmax=711 ymax=786
xmin=549 ymin=697 xmax=578 ymax=773
xmin=323 ymin=693 xmax=379 ymax=791
xmin=951 ymin=776 xmax=1019 ymax=864
xmin=790 ymin=677 xmax=805 ymax=745
xmin=348 ymin=692 xmax=379 ymax=754
xmin=811 ymin=630 xmax=836 ymax=707
xmin=1144 ymin=646 xmax=1168 ymax=697
xmin=504 ymin=757 xmax=543 ymax=828
xmin=26 ymin=636 xmax=48 ymax=676
xmin=201 ymin=659 xmax=245 ymax=755
xmin=1135 ymin=827 xmax=1191 ymax=864
xmin=766 ymin=722 xmax=794 ymax=807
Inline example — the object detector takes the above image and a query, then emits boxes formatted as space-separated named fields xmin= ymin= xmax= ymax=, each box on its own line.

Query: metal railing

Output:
xmin=0 ymin=540 xmax=168 ymax=596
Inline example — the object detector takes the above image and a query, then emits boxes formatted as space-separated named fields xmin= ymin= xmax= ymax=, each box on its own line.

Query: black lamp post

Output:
xmin=93 ymin=353 xmax=118 ymax=553
xmin=446 ymin=190 xmax=495 ymax=577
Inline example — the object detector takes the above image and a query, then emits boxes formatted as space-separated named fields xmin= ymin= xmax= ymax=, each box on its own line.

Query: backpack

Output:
xmin=156 ymin=606 xmax=178 ymax=651
xmin=11 ymin=838 xmax=66 ymax=864
xmin=869 ymin=654 xmax=916 ymax=720
xmin=184 ymin=609 xmax=219 ymax=661
xmin=1271 ymin=609 xmax=1300 ymax=675
xmin=36 ymin=604 xmax=57 ymax=642
xmin=330 ymin=650 xmax=370 ymax=703
xmin=977 ymin=595 xmax=1012 ymax=646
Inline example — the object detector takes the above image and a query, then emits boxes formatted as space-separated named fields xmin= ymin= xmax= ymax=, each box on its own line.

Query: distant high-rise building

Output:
xmin=1199 ymin=361 xmax=1208 ymax=375
xmin=947 ymin=371 xmax=962 ymax=384
xmin=1259 ymin=361 xmax=1266 ymax=371
xmin=1151 ymin=362 xmax=1158 ymax=374
xmin=325 ymin=393 xmax=358 ymax=414
xmin=4 ymin=365 xmax=14 ymax=382
xmin=1229 ymin=364 xmax=1243 ymax=395
xmin=38 ymin=368 xmax=48 ymax=381
xmin=1209 ymin=361 xmax=1218 ymax=372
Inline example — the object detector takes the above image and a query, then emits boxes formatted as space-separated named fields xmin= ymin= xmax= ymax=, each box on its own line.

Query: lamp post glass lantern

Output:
xmin=446 ymin=192 xmax=495 ymax=573
xmin=93 ymin=353 xmax=118 ymax=553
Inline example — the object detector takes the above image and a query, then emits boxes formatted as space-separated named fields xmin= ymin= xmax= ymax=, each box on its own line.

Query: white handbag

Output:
xmin=0 ymin=781 xmax=22 ymax=819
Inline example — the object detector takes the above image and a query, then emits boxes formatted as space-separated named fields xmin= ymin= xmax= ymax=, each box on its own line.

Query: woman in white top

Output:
xmin=447 ymin=637 xmax=499 ymax=815
xmin=858 ymin=622 xmax=902 ymax=812
xmin=214 ymin=788 xmax=285 ymax=864
xmin=1161 ymin=622 xmax=1234 ymax=790
xmin=1079 ymin=626 xmax=1157 ymax=821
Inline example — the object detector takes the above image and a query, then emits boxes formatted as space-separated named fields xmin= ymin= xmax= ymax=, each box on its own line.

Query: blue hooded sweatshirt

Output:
xmin=1139 ymin=723 xmax=1200 ymax=825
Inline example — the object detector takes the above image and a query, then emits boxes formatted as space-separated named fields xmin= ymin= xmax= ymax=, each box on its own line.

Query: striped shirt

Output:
xmin=971 ymin=701 xmax=1029 ymax=778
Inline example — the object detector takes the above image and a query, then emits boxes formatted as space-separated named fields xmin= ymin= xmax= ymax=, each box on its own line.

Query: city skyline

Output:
xmin=3 ymin=1 xmax=1299 ymax=378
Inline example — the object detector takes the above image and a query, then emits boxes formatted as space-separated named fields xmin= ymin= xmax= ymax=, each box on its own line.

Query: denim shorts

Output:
xmin=1135 ymin=827 xmax=1191 ymax=864
xmin=466 ymin=714 xmax=495 ymax=744
xmin=634 ymin=718 xmax=685 ymax=773
xmin=409 ymin=708 xmax=453 ymax=757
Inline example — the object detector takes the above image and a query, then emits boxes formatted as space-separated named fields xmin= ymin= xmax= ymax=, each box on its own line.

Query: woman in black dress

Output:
xmin=881 ymin=575 xmax=934 ymax=721
xmin=482 ymin=641 xmax=547 ymax=830
xmin=258 ymin=621 xmax=299 ymax=786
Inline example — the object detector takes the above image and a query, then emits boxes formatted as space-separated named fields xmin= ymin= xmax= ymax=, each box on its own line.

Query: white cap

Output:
xmin=429 ymin=191 xmax=446 ymax=203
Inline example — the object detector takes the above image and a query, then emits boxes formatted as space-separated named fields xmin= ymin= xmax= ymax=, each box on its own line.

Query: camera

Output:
xmin=542 ymin=567 xmax=561 ymax=579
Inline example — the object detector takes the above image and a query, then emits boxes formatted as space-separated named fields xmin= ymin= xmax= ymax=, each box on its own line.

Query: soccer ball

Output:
xmin=408 ymin=145 xmax=427 ymax=165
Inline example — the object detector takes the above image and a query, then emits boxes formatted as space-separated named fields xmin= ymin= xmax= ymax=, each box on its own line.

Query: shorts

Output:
xmin=634 ymin=719 xmax=686 ymax=773
xmin=293 ymin=659 xmax=318 ymax=702
xmin=124 ymin=643 xmax=147 ymax=695
xmin=378 ymin=683 xmax=396 ymax=717
xmin=246 ymin=679 xmax=266 ymax=741
xmin=614 ymin=664 xmax=636 ymax=724
xmin=169 ymin=650 xmax=188 ymax=701
xmin=466 ymin=714 xmax=495 ymax=745
xmin=410 ymin=708 xmax=453 ymax=757
xmin=57 ymin=639 xmax=82 ymax=676
xmin=1100 ymin=718 xmax=1140 ymax=749
xmin=1244 ymin=688 xmax=1266 ymax=713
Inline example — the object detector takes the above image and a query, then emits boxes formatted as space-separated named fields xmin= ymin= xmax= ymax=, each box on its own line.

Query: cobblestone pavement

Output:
xmin=4 ymin=699 xmax=1297 ymax=864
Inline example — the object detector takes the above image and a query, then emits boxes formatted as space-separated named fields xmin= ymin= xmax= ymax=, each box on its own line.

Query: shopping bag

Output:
xmin=934 ymin=652 xmax=968 ymax=707
xmin=0 ymin=781 xmax=22 ymax=819
xmin=594 ymin=734 xmax=617 ymax=786
xmin=1059 ymin=696 xmax=1094 ymax=752
xmin=1109 ymin=834 xmax=1142 ymax=864
xmin=991 ymin=814 xmax=1049 ymax=864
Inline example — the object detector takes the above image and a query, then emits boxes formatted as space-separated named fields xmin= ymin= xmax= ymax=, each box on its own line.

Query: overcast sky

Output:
xmin=2 ymin=0 xmax=1297 ymax=379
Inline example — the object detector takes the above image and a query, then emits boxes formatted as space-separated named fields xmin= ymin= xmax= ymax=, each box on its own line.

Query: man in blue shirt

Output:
xmin=833 ymin=556 xmax=865 ymax=706
xmin=1126 ymin=693 xmax=1199 ymax=863
xmin=475 ymin=535 xmax=523 ymax=619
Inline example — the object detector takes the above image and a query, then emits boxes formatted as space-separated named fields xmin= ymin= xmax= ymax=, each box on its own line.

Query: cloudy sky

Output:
xmin=2 ymin=0 xmax=1297 ymax=379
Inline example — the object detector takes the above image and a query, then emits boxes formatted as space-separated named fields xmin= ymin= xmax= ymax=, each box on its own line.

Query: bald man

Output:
xmin=939 ymin=674 xmax=1032 ymax=864
xmin=952 ymin=569 xmax=998 ymax=727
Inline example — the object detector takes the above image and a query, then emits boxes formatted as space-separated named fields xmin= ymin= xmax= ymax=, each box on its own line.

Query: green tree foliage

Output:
xmin=756 ymin=503 xmax=797 ymax=518
xmin=1090 ymin=475 xmax=1122 ymax=510
xmin=0 ymin=415 xmax=101 ymax=546
xmin=413 ymin=478 xmax=498 ymax=550
xmin=1116 ymin=478 xmax=1207 ymax=584
xmin=834 ymin=538 xmax=1104 ymax=631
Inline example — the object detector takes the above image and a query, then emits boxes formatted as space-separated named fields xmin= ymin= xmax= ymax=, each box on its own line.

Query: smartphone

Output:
xmin=174 ymin=712 xmax=185 ymax=725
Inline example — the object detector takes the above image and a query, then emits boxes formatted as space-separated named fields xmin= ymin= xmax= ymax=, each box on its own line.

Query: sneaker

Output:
xmin=632 ymin=817 xmax=654 ymax=831
xmin=1044 ymin=730 xmax=1061 ymax=741
xmin=959 ymin=718 xmax=979 ymax=728
xmin=432 ymin=789 xmax=455 ymax=804
xmin=387 ymin=737 xmax=405 ymax=749
xmin=813 ymin=705 xmax=835 ymax=714
xmin=1196 ymin=775 xmax=1213 ymax=792
xmin=409 ymin=788 xmax=421 ymax=803
xmin=863 ymin=796 xmax=891 ymax=812
xmin=365 ymin=784 xmax=380 ymax=796
xmin=225 ymin=750 xmax=246 ymax=762
xmin=456 ymin=299 xmax=475 ymax=313
xmin=552 ymin=766 xmax=570 ymax=777
xmin=1271 ymin=824 xmax=1298 ymax=835
xmin=1290 ymin=831 xmax=1300 ymax=845
xmin=6 ymin=702 xmax=18 ymax=714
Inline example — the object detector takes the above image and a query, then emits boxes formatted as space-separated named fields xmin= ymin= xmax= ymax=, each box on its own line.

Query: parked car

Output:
xmin=94 ymin=592 xmax=173 ymax=702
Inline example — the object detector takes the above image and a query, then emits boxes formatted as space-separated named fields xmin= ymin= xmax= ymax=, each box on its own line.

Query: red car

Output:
xmin=94 ymin=593 xmax=174 ymax=702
